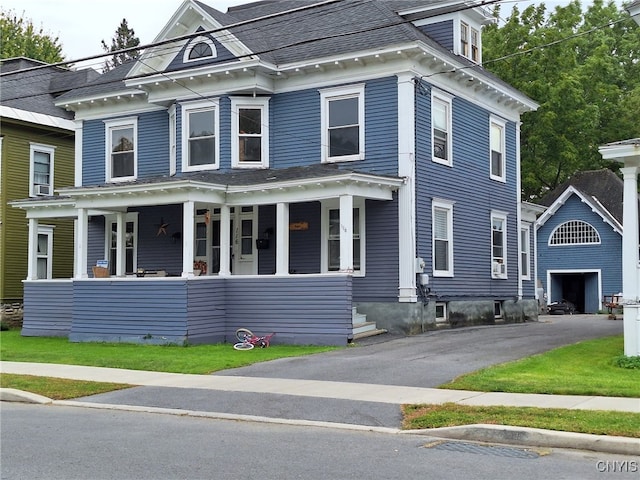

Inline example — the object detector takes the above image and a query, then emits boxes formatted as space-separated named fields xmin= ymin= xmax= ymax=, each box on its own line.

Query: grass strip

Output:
xmin=402 ymin=403 xmax=640 ymax=438
xmin=0 ymin=373 xmax=131 ymax=400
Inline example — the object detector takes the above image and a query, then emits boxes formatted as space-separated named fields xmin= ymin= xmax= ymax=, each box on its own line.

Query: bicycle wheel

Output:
xmin=235 ymin=328 xmax=253 ymax=343
xmin=233 ymin=342 xmax=254 ymax=350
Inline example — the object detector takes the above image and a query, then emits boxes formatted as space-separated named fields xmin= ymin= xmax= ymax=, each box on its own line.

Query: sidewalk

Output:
xmin=2 ymin=361 xmax=639 ymax=455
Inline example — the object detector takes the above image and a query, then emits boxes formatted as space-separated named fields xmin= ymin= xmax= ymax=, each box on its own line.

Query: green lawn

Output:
xmin=0 ymin=330 xmax=337 ymax=374
xmin=439 ymin=335 xmax=640 ymax=397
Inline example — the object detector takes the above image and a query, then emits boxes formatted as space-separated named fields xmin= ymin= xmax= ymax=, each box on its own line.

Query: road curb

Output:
xmin=404 ymin=424 xmax=640 ymax=456
xmin=0 ymin=388 xmax=52 ymax=404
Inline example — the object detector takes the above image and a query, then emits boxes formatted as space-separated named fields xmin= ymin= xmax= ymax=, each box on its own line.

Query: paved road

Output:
xmin=76 ymin=315 xmax=624 ymax=428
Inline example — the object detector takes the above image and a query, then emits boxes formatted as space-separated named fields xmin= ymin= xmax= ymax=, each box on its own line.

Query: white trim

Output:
xmin=0 ymin=105 xmax=75 ymax=131
xmin=431 ymin=89 xmax=453 ymax=166
xmin=74 ymin=120 xmax=83 ymax=187
xmin=548 ymin=220 xmax=601 ymax=246
xmin=520 ymin=224 xmax=531 ymax=281
xmin=320 ymin=198 xmax=365 ymax=276
xmin=320 ymin=83 xmax=365 ymax=163
xmin=183 ymin=35 xmax=218 ymax=63
xmin=36 ymin=225 xmax=54 ymax=280
xmin=104 ymin=212 xmax=139 ymax=276
xmin=29 ymin=143 xmax=55 ymax=197
xmin=104 ymin=117 xmax=138 ymax=183
xmin=491 ymin=210 xmax=508 ymax=279
xmin=432 ymin=199 xmax=454 ymax=277
xmin=181 ymin=99 xmax=220 ymax=172
xmin=489 ymin=115 xmax=506 ymax=182
xmin=168 ymin=104 xmax=177 ymax=176
xmin=230 ymin=97 xmax=270 ymax=169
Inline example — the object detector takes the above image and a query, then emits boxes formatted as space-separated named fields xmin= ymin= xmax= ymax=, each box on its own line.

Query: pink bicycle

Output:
xmin=233 ymin=328 xmax=275 ymax=350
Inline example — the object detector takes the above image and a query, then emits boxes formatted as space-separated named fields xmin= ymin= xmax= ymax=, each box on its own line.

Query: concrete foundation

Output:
xmin=355 ymin=298 xmax=539 ymax=335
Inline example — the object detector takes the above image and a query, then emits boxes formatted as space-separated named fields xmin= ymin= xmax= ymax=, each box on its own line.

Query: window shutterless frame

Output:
xmin=181 ymin=99 xmax=220 ymax=171
xmin=29 ymin=143 xmax=55 ymax=196
xmin=432 ymin=199 xmax=454 ymax=277
xmin=491 ymin=211 xmax=508 ymax=279
xmin=320 ymin=84 xmax=365 ymax=163
xmin=431 ymin=90 xmax=453 ymax=166
xmin=489 ymin=116 xmax=506 ymax=182
xmin=104 ymin=117 xmax=137 ymax=182
xmin=231 ymin=97 xmax=270 ymax=169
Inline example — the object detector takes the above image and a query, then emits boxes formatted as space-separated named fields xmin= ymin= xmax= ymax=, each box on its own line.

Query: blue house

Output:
xmin=12 ymin=0 xmax=538 ymax=345
xmin=536 ymin=170 xmax=624 ymax=314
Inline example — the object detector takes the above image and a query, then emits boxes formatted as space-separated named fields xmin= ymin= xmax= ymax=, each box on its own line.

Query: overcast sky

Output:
xmin=0 ymin=0 xmax=627 ymax=68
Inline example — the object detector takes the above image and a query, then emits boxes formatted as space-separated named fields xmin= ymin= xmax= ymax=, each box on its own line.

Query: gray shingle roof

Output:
xmin=0 ymin=57 xmax=99 ymax=118
xmin=539 ymin=169 xmax=624 ymax=224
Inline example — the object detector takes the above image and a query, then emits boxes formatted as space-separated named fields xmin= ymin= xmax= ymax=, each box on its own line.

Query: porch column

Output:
xmin=75 ymin=208 xmax=88 ymax=278
xmin=397 ymin=72 xmax=417 ymax=302
xmin=182 ymin=200 xmax=195 ymax=277
xmin=339 ymin=194 xmax=353 ymax=272
xmin=219 ymin=204 xmax=231 ymax=276
xmin=115 ymin=212 xmax=126 ymax=277
xmin=26 ymin=218 xmax=39 ymax=280
xmin=621 ymin=167 xmax=640 ymax=356
xmin=275 ymin=202 xmax=289 ymax=275
xmin=620 ymin=166 xmax=640 ymax=303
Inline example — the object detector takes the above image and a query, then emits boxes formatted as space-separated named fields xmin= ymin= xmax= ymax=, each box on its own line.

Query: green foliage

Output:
xmin=100 ymin=18 xmax=140 ymax=72
xmin=484 ymin=0 xmax=640 ymax=200
xmin=0 ymin=9 xmax=64 ymax=63
xmin=615 ymin=354 xmax=640 ymax=369
xmin=0 ymin=373 xmax=131 ymax=400
xmin=440 ymin=335 xmax=640 ymax=397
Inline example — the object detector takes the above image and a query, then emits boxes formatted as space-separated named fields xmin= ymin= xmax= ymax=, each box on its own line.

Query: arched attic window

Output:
xmin=549 ymin=220 xmax=601 ymax=246
xmin=184 ymin=35 xmax=217 ymax=63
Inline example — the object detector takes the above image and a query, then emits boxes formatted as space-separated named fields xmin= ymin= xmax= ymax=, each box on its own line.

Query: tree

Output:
xmin=0 ymin=9 xmax=64 ymax=63
xmin=101 ymin=18 xmax=140 ymax=72
xmin=483 ymin=0 xmax=640 ymax=200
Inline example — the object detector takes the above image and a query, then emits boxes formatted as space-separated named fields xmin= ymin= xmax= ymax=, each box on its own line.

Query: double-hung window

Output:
xmin=432 ymin=91 xmax=453 ymax=165
xmin=460 ymin=21 xmax=481 ymax=63
xmin=36 ymin=226 xmax=53 ymax=279
xmin=520 ymin=226 xmax=531 ymax=280
xmin=432 ymin=199 xmax=454 ymax=276
xmin=320 ymin=84 xmax=365 ymax=162
xmin=490 ymin=116 xmax=506 ymax=182
xmin=322 ymin=200 xmax=365 ymax=275
xmin=491 ymin=211 xmax=508 ymax=279
xmin=231 ymin=97 xmax=269 ymax=168
xmin=182 ymin=99 xmax=219 ymax=171
xmin=105 ymin=117 xmax=137 ymax=182
xmin=30 ymin=143 xmax=54 ymax=196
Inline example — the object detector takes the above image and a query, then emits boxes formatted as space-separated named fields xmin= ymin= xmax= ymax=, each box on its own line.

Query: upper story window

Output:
xmin=432 ymin=90 xmax=453 ymax=166
xmin=320 ymin=84 xmax=365 ymax=163
xmin=549 ymin=220 xmax=601 ymax=246
xmin=491 ymin=211 xmax=508 ymax=279
xmin=104 ymin=117 xmax=137 ymax=182
xmin=184 ymin=36 xmax=217 ymax=63
xmin=432 ymin=199 xmax=454 ymax=277
xmin=30 ymin=143 xmax=55 ymax=196
xmin=490 ymin=116 xmax=506 ymax=182
xmin=460 ymin=21 xmax=480 ymax=63
xmin=181 ymin=99 xmax=219 ymax=171
xmin=231 ymin=97 xmax=270 ymax=169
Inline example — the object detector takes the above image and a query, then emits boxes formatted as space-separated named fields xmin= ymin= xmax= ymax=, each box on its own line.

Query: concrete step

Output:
xmin=353 ymin=327 xmax=388 ymax=341
xmin=352 ymin=321 xmax=378 ymax=335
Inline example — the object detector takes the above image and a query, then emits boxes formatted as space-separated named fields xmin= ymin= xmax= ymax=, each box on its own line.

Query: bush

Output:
xmin=614 ymin=355 xmax=640 ymax=369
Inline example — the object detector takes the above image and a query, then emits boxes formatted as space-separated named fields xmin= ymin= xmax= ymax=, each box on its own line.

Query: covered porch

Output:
xmin=12 ymin=165 xmax=403 ymax=345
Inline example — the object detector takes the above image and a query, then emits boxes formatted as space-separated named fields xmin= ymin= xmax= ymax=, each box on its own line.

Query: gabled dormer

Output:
xmin=398 ymin=0 xmax=495 ymax=64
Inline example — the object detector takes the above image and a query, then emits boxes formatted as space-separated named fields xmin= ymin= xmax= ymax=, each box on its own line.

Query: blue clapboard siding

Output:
xmin=165 ymin=32 xmax=239 ymax=72
xmin=353 ymin=197 xmax=399 ymax=302
xmin=537 ymin=194 xmax=622 ymax=305
xmin=289 ymin=202 xmax=321 ymax=273
xmin=415 ymin=80 xmax=519 ymax=299
xmin=138 ymin=110 xmax=170 ymax=177
xmin=87 ymin=217 xmax=106 ymax=274
xmin=418 ymin=20 xmax=454 ymax=51
xmin=69 ymin=279 xmax=189 ymax=343
xmin=225 ymin=275 xmax=352 ymax=345
xmin=186 ymin=278 xmax=226 ymax=343
xmin=362 ymin=77 xmax=399 ymax=175
xmin=522 ymin=224 xmax=536 ymax=298
xmin=258 ymin=205 xmax=276 ymax=275
xmin=82 ymin=119 xmax=105 ymax=185
xmin=22 ymin=281 xmax=72 ymax=336
xmin=135 ymin=205 xmax=183 ymax=275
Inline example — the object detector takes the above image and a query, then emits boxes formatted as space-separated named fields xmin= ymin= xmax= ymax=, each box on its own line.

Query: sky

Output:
xmin=0 ymin=0 xmax=628 ymax=68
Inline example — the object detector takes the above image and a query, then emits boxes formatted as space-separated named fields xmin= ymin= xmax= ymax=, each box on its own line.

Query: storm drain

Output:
xmin=425 ymin=441 xmax=540 ymax=459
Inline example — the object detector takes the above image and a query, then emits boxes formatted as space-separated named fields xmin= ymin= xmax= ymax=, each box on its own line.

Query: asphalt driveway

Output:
xmin=215 ymin=314 xmax=624 ymax=388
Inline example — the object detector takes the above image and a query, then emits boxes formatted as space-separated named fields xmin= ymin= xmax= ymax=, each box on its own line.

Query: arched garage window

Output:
xmin=549 ymin=220 xmax=600 ymax=246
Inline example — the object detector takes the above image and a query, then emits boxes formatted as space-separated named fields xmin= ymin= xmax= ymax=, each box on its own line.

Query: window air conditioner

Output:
xmin=35 ymin=184 xmax=50 ymax=196
xmin=492 ymin=261 xmax=506 ymax=275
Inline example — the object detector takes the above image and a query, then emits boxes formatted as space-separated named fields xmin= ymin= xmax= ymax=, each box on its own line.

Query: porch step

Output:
xmin=353 ymin=323 xmax=388 ymax=340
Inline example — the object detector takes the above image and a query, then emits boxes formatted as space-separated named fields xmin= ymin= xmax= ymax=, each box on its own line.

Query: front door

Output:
xmin=233 ymin=206 xmax=257 ymax=275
